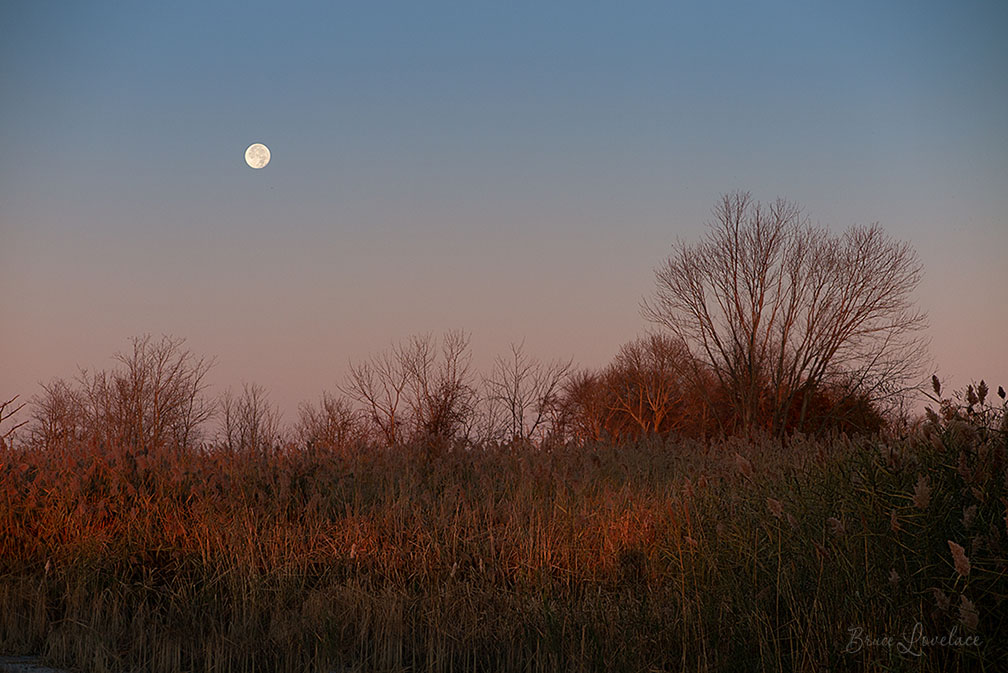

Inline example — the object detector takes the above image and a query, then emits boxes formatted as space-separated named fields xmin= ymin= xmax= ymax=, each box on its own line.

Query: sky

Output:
xmin=2 ymin=1 xmax=1007 ymax=425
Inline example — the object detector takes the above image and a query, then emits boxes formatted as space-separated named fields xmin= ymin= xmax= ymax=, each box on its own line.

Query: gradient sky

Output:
xmin=3 ymin=1 xmax=1006 ymax=424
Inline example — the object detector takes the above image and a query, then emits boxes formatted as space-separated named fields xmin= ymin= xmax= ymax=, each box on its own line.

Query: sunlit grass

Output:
xmin=1 ymin=415 xmax=1005 ymax=672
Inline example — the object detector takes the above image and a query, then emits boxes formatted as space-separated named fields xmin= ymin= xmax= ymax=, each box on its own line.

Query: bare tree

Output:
xmin=556 ymin=370 xmax=612 ymax=444
xmin=483 ymin=341 xmax=572 ymax=445
xmin=0 ymin=395 xmax=27 ymax=448
xmin=294 ymin=392 xmax=365 ymax=450
xmin=340 ymin=331 xmax=477 ymax=446
xmin=219 ymin=383 xmax=282 ymax=453
xmin=340 ymin=346 xmax=409 ymax=446
xmin=29 ymin=335 xmax=214 ymax=451
xmin=466 ymin=390 xmax=509 ymax=447
xmin=553 ymin=335 xmax=705 ymax=445
xmin=29 ymin=380 xmax=88 ymax=449
xmin=603 ymin=333 xmax=692 ymax=440
xmin=399 ymin=330 xmax=477 ymax=443
xmin=643 ymin=192 xmax=928 ymax=436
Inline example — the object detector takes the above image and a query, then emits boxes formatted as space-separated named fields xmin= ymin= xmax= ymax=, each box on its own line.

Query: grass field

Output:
xmin=1 ymin=413 xmax=1005 ymax=672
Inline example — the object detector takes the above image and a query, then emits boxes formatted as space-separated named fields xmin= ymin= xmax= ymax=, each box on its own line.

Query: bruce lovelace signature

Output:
xmin=844 ymin=623 xmax=981 ymax=657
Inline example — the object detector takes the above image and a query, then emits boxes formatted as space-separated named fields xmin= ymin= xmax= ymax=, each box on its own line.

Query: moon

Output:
xmin=244 ymin=143 xmax=271 ymax=169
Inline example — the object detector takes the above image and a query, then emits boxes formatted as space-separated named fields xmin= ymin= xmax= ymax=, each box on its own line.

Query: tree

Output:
xmin=642 ymin=192 xmax=927 ymax=437
xmin=340 ymin=331 xmax=477 ymax=446
xmin=399 ymin=330 xmax=477 ymax=443
xmin=555 ymin=335 xmax=708 ymax=445
xmin=340 ymin=343 xmax=409 ymax=446
xmin=29 ymin=335 xmax=214 ymax=451
xmin=603 ymin=333 xmax=691 ymax=440
xmin=294 ymin=392 xmax=365 ymax=450
xmin=219 ymin=383 xmax=282 ymax=453
xmin=0 ymin=395 xmax=27 ymax=448
xmin=483 ymin=341 xmax=572 ymax=445
xmin=29 ymin=380 xmax=88 ymax=449
xmin=557 ymin=370 xmax=611 ymax=444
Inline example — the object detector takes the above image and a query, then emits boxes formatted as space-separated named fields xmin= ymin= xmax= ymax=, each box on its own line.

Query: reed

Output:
xmin=1 ymin=408 xmax=1005 ymax=672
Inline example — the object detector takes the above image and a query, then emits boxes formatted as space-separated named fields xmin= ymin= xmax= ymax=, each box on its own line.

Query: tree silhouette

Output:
xmin=643 ymin=192 xmax=927 ymax=436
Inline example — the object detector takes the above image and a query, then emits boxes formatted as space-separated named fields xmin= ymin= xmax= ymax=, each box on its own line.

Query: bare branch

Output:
xmin=643 ymin=192 xmax=928 ymax=436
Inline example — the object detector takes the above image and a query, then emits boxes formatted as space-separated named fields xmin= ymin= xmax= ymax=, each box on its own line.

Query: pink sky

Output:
xmin=2 ymin=2 xmax=1006 ymax=427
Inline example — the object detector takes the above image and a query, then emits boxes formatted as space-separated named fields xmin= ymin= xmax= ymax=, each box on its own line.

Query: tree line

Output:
xmin=3 ymin=192 xmax=928 ymax=452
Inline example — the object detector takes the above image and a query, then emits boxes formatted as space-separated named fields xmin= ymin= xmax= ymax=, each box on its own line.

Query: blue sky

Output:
xmin=3 ymin=1 xmax=1006 ymax=420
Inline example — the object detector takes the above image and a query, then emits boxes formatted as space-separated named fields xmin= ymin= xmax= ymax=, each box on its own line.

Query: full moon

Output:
xmin=244 ymin=143 xmax=271 ymax=169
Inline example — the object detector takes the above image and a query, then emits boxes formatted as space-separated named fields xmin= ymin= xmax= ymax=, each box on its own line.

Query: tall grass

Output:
xmin=1 ymin=415 xmax=1005 ymax=671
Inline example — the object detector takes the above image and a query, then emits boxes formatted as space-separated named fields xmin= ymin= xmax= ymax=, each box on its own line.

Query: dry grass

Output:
xmin=1 ymin=418 xmax=1005 ymax=672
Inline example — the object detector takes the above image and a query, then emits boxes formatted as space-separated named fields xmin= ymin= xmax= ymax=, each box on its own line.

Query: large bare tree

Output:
xmin=642 ymin=192 xmax=927 ymax=436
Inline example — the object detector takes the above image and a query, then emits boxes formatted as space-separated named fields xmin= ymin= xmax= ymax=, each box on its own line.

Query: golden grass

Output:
xmin=1 ymin=423 xmax=1005 ymax=672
